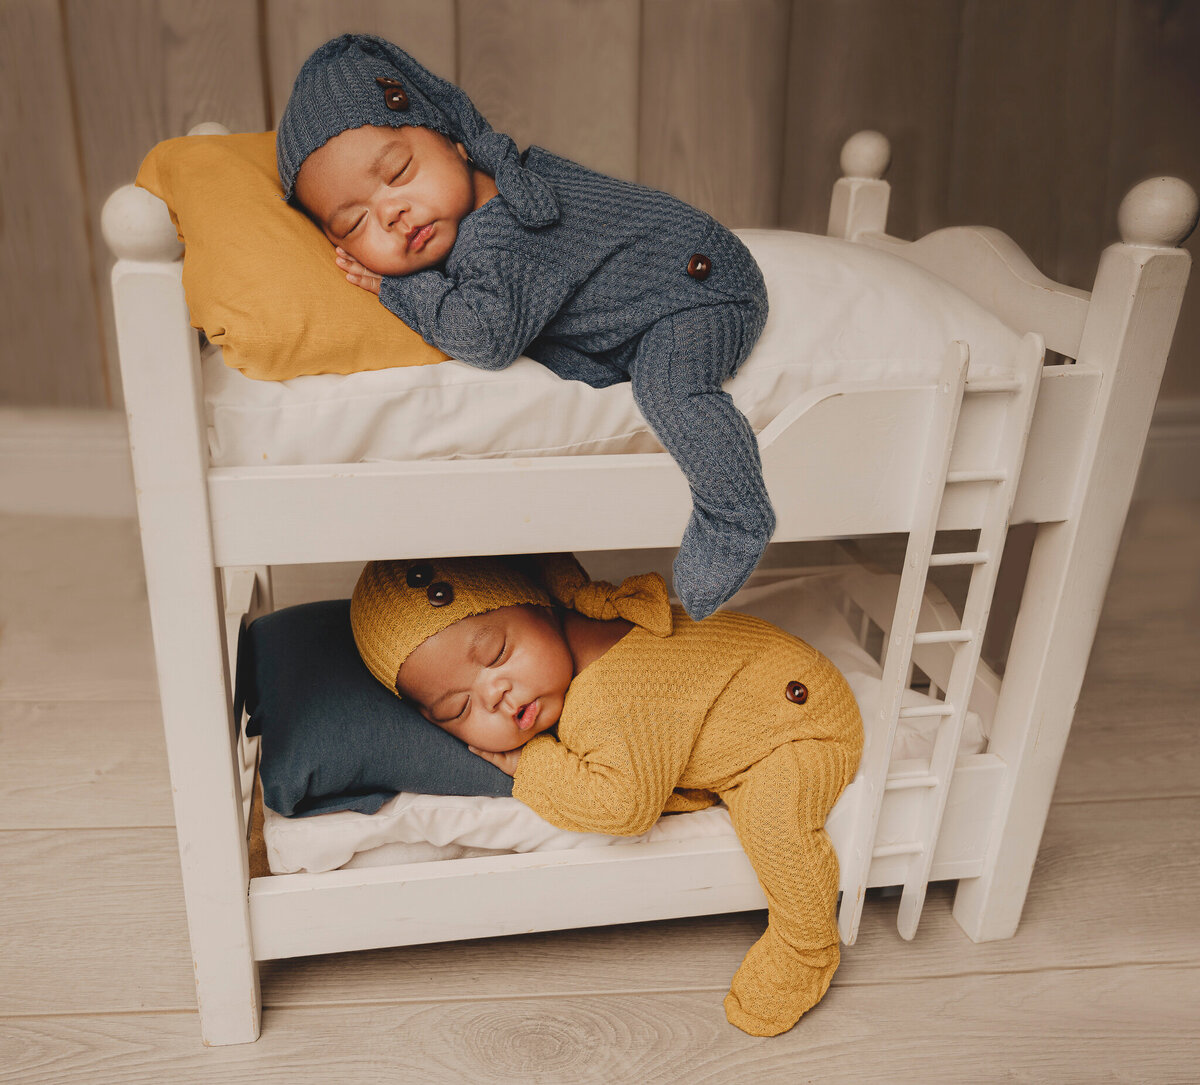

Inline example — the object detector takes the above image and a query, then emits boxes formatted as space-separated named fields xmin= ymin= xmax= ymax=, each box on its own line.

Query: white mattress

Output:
xmin=206 ymin=230 xmax=1023 ymax=468
xmin=263 ymin=571 xmax=987 ymax=875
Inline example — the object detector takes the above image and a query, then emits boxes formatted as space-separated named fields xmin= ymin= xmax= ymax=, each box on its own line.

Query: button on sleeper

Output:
xmin=406 ymin=563 xmax=434 ymax=588
xmin=785 ymin=681 xmax=808 ymax=704
xmin=427 ymin=581 xmax=454 ymax=607
xmin=687 ymin=253 xmax=712 ymax=280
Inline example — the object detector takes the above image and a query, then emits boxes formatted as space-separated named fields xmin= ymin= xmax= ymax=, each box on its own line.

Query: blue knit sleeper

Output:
xmin=377 ymin=147 xmax=773 ymax=619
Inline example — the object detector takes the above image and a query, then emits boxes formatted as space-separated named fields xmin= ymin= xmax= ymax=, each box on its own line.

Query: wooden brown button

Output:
xmin=785 ymin=681 xmax=808 ymax=704
xmin=376 ymin=76 xmax=409 ymax=111
xmin=406 ymin=563 xmax=434 ymax=588
xmin=687 ymin=253 xmax=712 ymax=280
xmin=427 ymin=581 xmax=454 ymax=607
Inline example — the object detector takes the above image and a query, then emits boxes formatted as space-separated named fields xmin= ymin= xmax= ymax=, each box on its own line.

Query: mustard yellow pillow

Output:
xmin=135 ymin=131 xmax=448 ymax=381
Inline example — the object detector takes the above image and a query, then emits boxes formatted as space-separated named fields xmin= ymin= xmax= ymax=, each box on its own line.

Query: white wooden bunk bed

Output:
xmin=101 ymin=129 xmax=1196 ymax=1046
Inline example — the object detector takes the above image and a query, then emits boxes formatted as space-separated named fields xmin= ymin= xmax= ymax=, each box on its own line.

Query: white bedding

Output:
xmin=206 ymin=230 xmax=1023 ymax=468
xmin=264 ymin=572 xmax=986 ymax=875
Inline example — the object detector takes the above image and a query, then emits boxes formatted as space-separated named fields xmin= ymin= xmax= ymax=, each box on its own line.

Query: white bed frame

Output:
xmin=101 ymin=129 xmax=1196 ymax=1046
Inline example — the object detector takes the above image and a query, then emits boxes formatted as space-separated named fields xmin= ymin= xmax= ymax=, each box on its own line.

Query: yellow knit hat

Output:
xmin=350 ymin=556 xmax=551 ymax=695
xmin=351 ymin=552 xmax=675 ymax=696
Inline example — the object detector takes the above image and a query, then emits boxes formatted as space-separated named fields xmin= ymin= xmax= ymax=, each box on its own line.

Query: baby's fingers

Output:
xmin=335 ymin=252 xmax=382 ymax=295
xmin=468 ymin=746 xmax=519 ymax=776
xmin=346 ymin=269 xmax=382 ymax=296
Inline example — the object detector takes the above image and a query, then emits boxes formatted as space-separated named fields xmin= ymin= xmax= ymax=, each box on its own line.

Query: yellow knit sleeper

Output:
xmin=511 ymin=593 xmax=864 ymax=1037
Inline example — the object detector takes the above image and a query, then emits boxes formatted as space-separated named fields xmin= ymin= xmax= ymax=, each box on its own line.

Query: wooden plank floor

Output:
xmin=1 ymin=502 xmax=1197 ymax=1084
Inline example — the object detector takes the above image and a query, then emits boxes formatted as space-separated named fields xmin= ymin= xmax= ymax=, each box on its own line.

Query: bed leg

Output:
xmin=952 ymin=185 xmax=1195 ymax=941
xmin=951 ymin=518 xmax=1088 ymax=941
xmin=109 ymin=234 xmax=262 ymax=1044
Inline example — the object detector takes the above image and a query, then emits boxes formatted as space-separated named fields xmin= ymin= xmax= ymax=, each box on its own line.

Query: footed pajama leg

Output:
xmin=629 ymin=303 xmax=774 ymax=620
xmin=720 ymin=738 xmax=858 ymax=1036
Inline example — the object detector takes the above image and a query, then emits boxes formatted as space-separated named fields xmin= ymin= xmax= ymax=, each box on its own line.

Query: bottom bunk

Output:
xmin=228 ymin=558 xmax=1008 ymax=962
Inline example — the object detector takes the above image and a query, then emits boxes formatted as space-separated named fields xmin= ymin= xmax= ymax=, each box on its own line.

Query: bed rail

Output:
xmin=828 ymin=130 xmax=1197 ymax=363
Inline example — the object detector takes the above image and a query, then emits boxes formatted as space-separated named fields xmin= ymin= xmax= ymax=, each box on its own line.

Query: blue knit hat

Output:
xmin=277 ymin=34 xmax=560 ymax=229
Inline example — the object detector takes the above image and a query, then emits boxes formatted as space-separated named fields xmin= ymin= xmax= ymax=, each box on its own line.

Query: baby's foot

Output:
xmin=723 ymin=937 xmax=840 ymax=1037
xmin=673 ymin=504 xmax=774 ymax=620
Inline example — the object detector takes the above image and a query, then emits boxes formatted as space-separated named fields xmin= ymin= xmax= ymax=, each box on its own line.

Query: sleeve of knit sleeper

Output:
xmin=511 ymin=710 xmax=694 ymax=838
xmin=378 ymin=248 xmax=572 ymax=371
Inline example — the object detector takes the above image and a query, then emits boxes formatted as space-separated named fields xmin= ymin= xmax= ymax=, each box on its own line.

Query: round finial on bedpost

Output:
xmin=187 ymin=121 xmax=231 ymax=137
xmin=1117 ymin=176 xmax=1198 ymax=248
xmin=101 ymin=184 xmax=183 ymax=261
xmin=840 ymin=130 xmax=891 ymax=180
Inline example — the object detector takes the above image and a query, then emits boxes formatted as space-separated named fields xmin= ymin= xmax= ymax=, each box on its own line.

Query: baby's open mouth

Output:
xmin=516 ymin=700 xmax=540 ymax=730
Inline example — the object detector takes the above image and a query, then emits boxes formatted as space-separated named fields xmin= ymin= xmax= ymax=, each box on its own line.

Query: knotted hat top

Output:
xmin=537 ymin=553 xmax=674 ymax=639
xmin=350 ymin=553 xmax=673 ymax=696
xmin=277 ymin=33 xmax=560 ymax=229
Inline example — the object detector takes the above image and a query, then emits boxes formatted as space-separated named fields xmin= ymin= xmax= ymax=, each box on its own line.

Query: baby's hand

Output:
xmin=468 ymin=745 xmax=522 ymax=777
xmin=334 ymin=247 xmax=382 ymax=296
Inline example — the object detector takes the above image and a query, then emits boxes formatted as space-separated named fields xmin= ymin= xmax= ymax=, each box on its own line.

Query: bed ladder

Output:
xmin=838 ymin=331 xmax=1044 ymax=944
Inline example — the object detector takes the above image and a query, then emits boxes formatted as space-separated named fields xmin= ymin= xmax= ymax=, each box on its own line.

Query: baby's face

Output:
xmin=294 ymin=124 xmax=481 ymax=276
xmin=397 ymin=605 xmax=574 ymax=753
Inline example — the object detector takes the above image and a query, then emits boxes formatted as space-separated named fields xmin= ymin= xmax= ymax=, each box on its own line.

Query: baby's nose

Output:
xmin=483 ymin=673 xmax=512 ymax=710
xmin=379 ymin=195 xmax=407 ymax=228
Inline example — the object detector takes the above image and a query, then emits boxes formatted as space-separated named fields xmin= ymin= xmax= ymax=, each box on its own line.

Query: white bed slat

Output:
xmin=249 ymin=754 xmax=1004 ymax=962
xmin=838 ymin=568 xmax=1002 ymax=730
xmin=202 ymin=370 xmax=1101 ymax=568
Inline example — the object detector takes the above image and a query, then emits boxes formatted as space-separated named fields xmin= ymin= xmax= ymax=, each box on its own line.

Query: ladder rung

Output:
xmin=965 ymin=378 xmax=1023 ymax=394
xmin=885 ymin=774 xmax=939 ymax=791
xmin=872 ymin=842 xmax=923 ymax=858
xmin=898 ymin=704 xmax=955 ymax=719
xmin=913 ymin=629 xmax=974 ymax=645
xmin=945 ymin=469 xmax=1007 ymax=484
xmin=928 ymin=550 xmax=990 ymax=567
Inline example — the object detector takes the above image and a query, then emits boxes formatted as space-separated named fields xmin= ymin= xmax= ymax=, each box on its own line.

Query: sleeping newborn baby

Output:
xmin=277 ymin=34 xmax=773 ymax=620
xmin=349 ymin=553 xmax=863 ymax=1037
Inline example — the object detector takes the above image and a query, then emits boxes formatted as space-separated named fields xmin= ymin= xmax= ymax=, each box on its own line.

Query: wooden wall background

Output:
xmin=2 ymin=0 xmax=1198 ymax=411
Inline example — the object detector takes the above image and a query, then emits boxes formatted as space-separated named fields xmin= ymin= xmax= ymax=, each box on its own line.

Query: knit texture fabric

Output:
xmin=379 ymin=147 xmax=773 ymax=617
xmin=512 ymin=603 xmax=864 ymax=1036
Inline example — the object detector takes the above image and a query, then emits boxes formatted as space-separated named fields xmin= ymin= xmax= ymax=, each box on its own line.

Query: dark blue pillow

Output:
xmin=237 ymin=599 xmax=513 ymax=817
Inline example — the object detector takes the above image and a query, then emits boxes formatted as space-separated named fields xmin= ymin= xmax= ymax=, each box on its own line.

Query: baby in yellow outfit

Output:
xmin=350 ymin=553 xmax=863 ymax=1036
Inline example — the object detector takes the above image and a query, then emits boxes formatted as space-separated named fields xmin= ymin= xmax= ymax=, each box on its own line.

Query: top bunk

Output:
xmin=101 ymin=130 xmax=1198 ymax=566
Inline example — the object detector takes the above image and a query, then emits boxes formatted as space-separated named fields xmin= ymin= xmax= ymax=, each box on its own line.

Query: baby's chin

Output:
xmin=478 ymin=721 xmax=553 ymax=754
xmin=367 ymin=251 xmax=446 ymax=277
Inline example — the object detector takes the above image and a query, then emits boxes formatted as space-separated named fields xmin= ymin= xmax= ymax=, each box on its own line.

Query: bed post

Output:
xmin=828 ymin=131 xmax=891 ymax=239
xmin=951 ymin=177 xmax=1198 ymax=942
xmin=102 ymin=184 xmax=261 ymax=1044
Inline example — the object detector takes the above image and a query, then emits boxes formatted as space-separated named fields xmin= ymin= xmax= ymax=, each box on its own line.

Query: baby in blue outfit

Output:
xmin=278 ymin=34 xmax=773 ymax=619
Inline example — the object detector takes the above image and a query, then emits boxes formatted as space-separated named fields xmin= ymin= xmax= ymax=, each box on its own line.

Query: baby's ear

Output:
xmin=455 ymin=141 xmax=469 ymax=161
